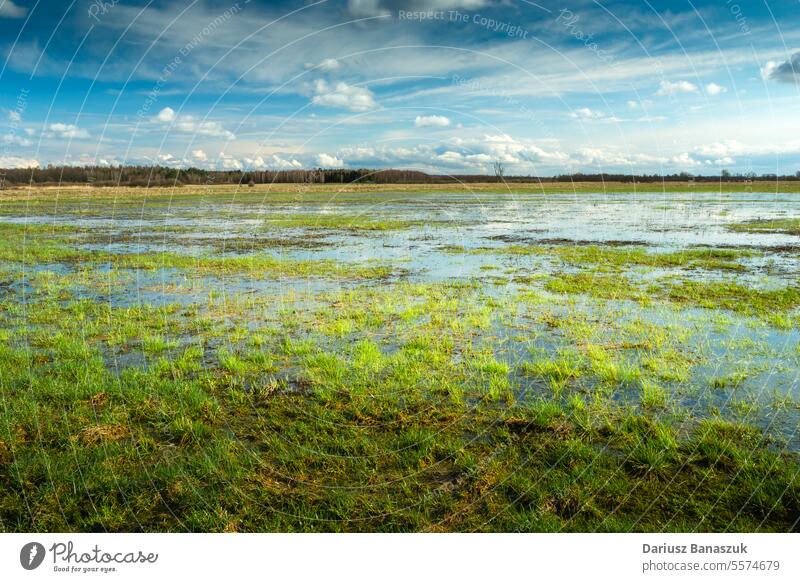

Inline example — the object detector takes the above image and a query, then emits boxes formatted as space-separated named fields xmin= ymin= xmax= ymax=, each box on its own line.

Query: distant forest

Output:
xmin=1 ymin=165 xmax=799 ymax=187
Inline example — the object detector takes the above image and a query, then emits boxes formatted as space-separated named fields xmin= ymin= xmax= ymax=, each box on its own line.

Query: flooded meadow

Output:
xmin=1 ymin=187 xmax=798 ymax=531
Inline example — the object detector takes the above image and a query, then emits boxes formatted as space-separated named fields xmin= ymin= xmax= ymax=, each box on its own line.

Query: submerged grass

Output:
xmin=468 ymin=243 xmax=753 ymax=272
xmin=0 ymin=222 xmax=399 ymax=280
xmin=728 ymin=218 xmax=800 ymax=236
xmin=264 ymin=213 xmax=441 ymax=231
xmin=544 ymin=270 xmax=800 ymax=323
xmin=1 ymin=286 xmax=797 ymax=532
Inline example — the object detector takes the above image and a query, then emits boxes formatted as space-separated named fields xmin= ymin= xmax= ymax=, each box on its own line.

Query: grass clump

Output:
xmin=727 ymin=218 xmax=800 ymax=236
xmin=479 ymin=243 xmax=751 ymax=272
xmin=265 ymin=213 xmax=436 ymax=231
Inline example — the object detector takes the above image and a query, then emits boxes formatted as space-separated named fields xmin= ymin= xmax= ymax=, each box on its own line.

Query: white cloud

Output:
xmin=414 ymin=115 xmax=450 ymax=128
xmin=0 ymin=1 xmax=26 ymax=18
xmin=243 ymin=156 xmax=266 ymax=169
xmin=704 ymin=157 xmax=735 ymax=166
xmin=694 ymin=139 xmax=800 ymax=159
xmin=669 ymin=152 xmax=702 ymax=167
xmin=570 ymin=107 xmax=605 ymax=119
xmin=191 ymin=149 xmax=207 ymax=162
xmin=58 ymin=153 xmax=116 ymax=167
xmin=309 ymin=80 xmax=378 ymax=112
xmin=0 ymin=156 xmax=39 ymax=168
xmin=152 ymin=107 xmax=234 ymax=139
xmin=242 ymin=155 xmax=303 ymax=170
xmin=156 ymin=107 xmax=176 ymax=122
xmin=268 ymin=155 xmax=303 ymax=170
xmin=574 ymin=148 xmax=705 ymax=169
xmin=705 ymin=82 xmax=726 ymax=96
xmin=157 ymin=153 xmax=179 ymax=166
xmin=337 ymin=135 xmax=571 ymax=173
xmin=575 ymin=147 xmax=658 ymax=167
xmin=761 ymin=53 xmax=800 ymax=84
xmin=627 ymin=100 xmax=638 ymax=109
xmin=694 ymin=140 xmax=748 ymax=158
xmin=656 ymin=80 xmax=699 ymax=96
xmin=2 ymin=133 xmax=32 ymax=147
xmin=761 ymin=61 xmax=778 ymax=81
xmin=217 ymin=152 xmax=243 ymax=170
xmin=7 ymin=110 xmax=21 ymax=122
xmin=316 ymin=153 xmax=344 ymax=167
xmin=44 ymin=123 xmax=91 ymax=139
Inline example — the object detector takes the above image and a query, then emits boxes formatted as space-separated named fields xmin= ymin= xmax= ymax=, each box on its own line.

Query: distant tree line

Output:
xmin=1 ymin=165 xmax=799 ymax=188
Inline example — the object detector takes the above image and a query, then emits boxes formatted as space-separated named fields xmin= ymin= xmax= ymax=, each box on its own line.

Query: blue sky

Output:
xmin=1 ymin=0 xmax=799 ymax=175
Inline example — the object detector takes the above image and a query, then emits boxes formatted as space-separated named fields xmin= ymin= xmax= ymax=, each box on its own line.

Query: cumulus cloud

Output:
xmin=574 ymin=148 xmax=711 ymax=169
xmin=761 ymin=53 xmax=800 ymax=84
xmin=261 ymin=155 xmax=303 ymax=170
xmin=705 ymin=83 xmax=726 ymax=96
xmin=241 ymin=155 xmax=302 ymax=170
xmin=669 ymin=152 xmax=702 ymax=167
xmin=44 ymin=123 xmax=91 ymax=139
xmin=152 ymin=107 xmax=234 ymax=139
xmin=656 ymin=80 xmax=699 ymax=96
xmin=191 ymin=149 xmax=207 ymax=162
xmin=157 ymin=153 xmax=180 ymax=166
xmin=323 ymin=137 xmax=799 ymax=173
xmin=217 ymin=152 xmax=243 ymax=170
xmin=316 ymin=153 xmax=344 ymax=167
xmin=156 ymin=107 xmax=176 ymax=122
xmin=694 ymin=140 xmax=747 ymax=158
xmin=0 ymin=155 xmax=39 ymax=168
xmin=0 ymin=0 xmax=26 ymax=18
xmin=336 ymin=135 xmax=571 ymax=173
xmin=7 ymin=110 xmax=21 ymax=122
xmin=309 ymin=80 xmax=378 ymax=112
xmin=694 ymin=139 xmax=800 ymax=159
xmin=575 ymin=147 xmax=662 ymax=167
xmin=348 ymin=0 xmax=487 ymax=17
xmin=415 ymin=115 xmax=450 ymax=127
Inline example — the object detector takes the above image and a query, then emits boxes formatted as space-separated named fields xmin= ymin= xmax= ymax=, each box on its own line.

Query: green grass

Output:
xmin=112 ymin=251 xmax=399 ymax=279
xmin=2 ymin=291 xmax=797 ymax=532
xmin=0 ymin=281 xmax=797 ymax=532
xmin=473 ymin=244 xmax=752 ymax=272
xmin=728 ymin=217 xmax=800 ymax=236
xmin=264 ymin=213 xmax=440 ymax=231
xmin=1 ymin=192 xmax=798 ymax=533
xmin=0 ymin=222 xmax=399 ymax=280
xmin=544 ymin=271 xmax=800 ymax=323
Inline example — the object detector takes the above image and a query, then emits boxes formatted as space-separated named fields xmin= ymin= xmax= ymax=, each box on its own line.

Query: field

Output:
xmin=0 ymin=184 xmax=798 ymax=532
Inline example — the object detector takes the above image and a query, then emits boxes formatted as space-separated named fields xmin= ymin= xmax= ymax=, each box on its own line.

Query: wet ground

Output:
xmin=1 ymin=188 xmax=799 ymax=532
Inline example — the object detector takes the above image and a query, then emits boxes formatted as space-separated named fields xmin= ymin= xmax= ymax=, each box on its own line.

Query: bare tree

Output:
xmin=493 ymin=160 xmax=505 ymax=181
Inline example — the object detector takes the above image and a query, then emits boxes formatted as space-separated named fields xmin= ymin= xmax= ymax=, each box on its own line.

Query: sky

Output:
xmin=0 ymin=0 xmax=799 ymax=176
